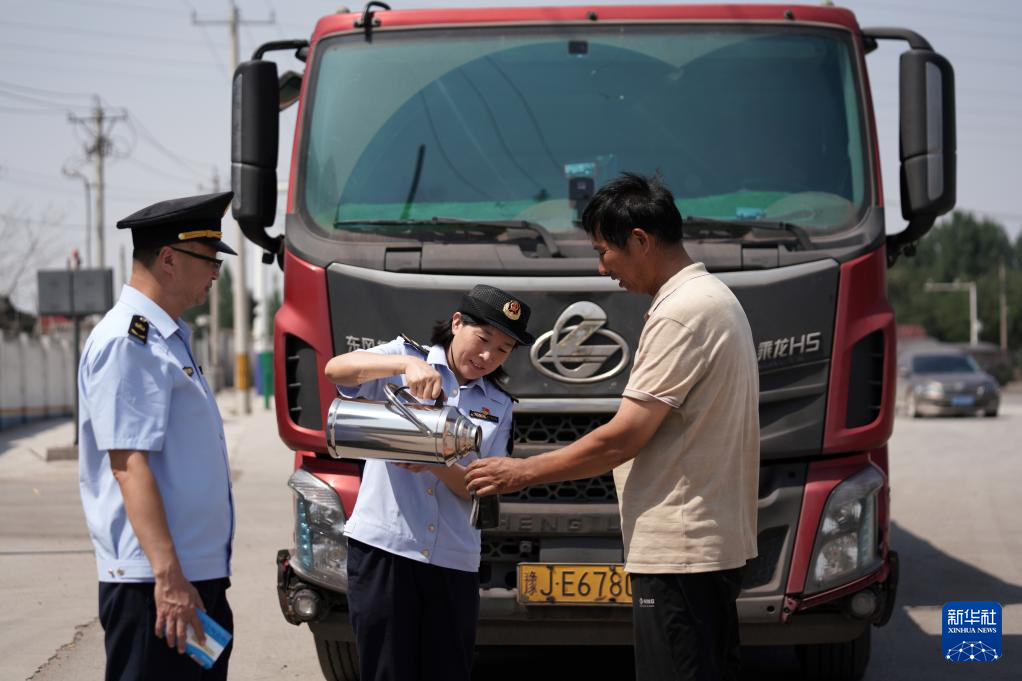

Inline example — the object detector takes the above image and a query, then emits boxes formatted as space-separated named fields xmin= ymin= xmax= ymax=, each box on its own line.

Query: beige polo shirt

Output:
xmin=616 ymin=262 xmax=760 ymax=574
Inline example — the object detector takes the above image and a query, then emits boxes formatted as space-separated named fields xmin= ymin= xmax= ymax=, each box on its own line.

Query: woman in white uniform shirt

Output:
xmin=324 ymin=284 xmax=533 ymax=681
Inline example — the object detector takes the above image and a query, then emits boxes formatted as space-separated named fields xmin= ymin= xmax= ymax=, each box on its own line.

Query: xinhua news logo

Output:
xmin=942 ymin=601 xmax=1002 ymax=662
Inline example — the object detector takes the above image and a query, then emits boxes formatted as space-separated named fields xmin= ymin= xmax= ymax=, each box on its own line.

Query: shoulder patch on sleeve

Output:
xmin=400 ymin=333 xmax=429 ymax=357
xmin=128 ymin=315 xmax=149 ymax=344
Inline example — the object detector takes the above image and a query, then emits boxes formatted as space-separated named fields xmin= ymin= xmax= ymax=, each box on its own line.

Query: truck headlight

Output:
xmin=288 ymin=468 xmax=348 ymax=591
xmin=805 ymin=466 xmax=884 ymax=595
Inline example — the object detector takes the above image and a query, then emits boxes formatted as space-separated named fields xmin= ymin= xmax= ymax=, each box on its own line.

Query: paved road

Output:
xmin=0 ymin=397 xmax=321 ymax=681
xmin=2 ymin=390 xmax=1020 ymax=680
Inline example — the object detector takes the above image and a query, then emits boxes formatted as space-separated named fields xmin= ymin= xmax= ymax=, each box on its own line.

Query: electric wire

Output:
xmin=0 ymin=78 xmax=94 ymax=101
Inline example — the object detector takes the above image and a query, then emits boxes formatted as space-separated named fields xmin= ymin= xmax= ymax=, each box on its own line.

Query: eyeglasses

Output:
xmin=170 ymin=247 xmax=223 ymax=273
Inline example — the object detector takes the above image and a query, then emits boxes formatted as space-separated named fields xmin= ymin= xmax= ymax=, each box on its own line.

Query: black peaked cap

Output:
xmin=116 ymin=191 xmax=237 ymax=255
xmin=459 ymin=284 xmax=534 ymax=345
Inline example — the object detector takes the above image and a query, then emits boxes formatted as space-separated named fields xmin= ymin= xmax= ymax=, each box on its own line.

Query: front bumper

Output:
xmin=278 ymin=549 xmax=899 ymax=648
xmin=915 ymin=393 xmax=998 ymax=415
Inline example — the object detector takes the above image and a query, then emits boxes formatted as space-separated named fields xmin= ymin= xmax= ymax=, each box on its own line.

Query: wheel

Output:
xmin=905 ymin=391 xmax=921 ymax=418
xmin=797 ymin=626 xmax=871 ymax=681
xmin=983 ymin=408 xmax=998 ymax=418
xmin=314 ymin=634 xmax=360 ymax=681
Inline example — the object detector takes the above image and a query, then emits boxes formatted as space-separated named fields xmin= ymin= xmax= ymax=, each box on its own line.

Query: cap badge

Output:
xmin=502 ymin=300 xmax=522 ymax=321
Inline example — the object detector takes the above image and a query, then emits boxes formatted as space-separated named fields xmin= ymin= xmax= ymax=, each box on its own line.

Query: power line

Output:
xmin=125 ymin=113 xmax=212 ymax=173
xmin=0 ymin=39 xmax=221 ymax=69
xmin=0 ymin=105 xmax=70 ymax=116
xmin=39 ymin=0 xmax=181 ymax=14
xmin=0 ymin=87 xmax=88 ymax=112
xmin=0 ymin=18 xmax=216 ymax=49
xmin=123 ymin=156 xmax=205 ymax=185
xmin=853 ymin=0 xmax=1022 ymax=26
xmin=0 ymin=58 xmax=225 ymax=85
xmin=172 ymin=0 xmax=229 ymax=75
xmin=0 ymin=78 xmax=94 ymax=101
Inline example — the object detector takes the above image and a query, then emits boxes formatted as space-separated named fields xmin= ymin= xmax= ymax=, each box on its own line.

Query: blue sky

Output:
xmin=2 ymin=0 xmax=1020 ymax=310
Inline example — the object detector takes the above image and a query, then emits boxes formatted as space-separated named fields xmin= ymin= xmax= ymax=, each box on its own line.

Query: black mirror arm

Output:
xmin=239 ymin=221 xmax=285 ymax=270
xmin=886 ymin=216 xmax=933 ymax=267
xmin=861 ymin=28 xmax=932 ymax=51
xmin=252 ymin=39 xmax=309 ymax=61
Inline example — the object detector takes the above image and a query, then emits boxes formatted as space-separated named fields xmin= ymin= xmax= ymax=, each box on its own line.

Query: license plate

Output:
xmin=517 ymin=563 xmax=632 ymax=605
xmin=951 ymin=395 xmax=975 ymax=407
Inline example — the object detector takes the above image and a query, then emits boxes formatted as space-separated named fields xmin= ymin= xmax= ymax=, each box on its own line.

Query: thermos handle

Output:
xmin=383 ymin=383 xmax=446 ymax=436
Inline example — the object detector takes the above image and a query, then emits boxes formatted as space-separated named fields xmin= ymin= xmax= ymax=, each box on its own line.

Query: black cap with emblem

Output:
xmin=116 ymin=191 xmax=237 ymax=255
xmin=458 ymin=284 xmax=534 ymax=345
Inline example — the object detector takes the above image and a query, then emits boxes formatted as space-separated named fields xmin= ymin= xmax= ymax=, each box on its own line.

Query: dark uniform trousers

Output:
xmin=98 ymin=577 xmax=233 ymax=681
xmin=631 ymin=567 xmax=745 ymax=681
xmin=346 ymin=538 xmax=479 ymax=681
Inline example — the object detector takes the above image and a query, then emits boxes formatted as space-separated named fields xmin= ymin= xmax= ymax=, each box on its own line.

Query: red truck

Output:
xmin=230 ymin=4 xmax=955 ymax=680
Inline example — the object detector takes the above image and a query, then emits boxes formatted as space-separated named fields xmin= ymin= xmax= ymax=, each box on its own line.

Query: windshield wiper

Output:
xmin=333 ymin=217 xmax=562 ymax=257
xmin=682 ymin=215 xmax=812 ymax=251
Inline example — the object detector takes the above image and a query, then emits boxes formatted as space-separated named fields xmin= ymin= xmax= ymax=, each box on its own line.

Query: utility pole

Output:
xmin=68 ymin=96 xmax=126 ymax=269
xmin=208 ymin=169 xmax=223 ymax=392
xmin=61 ymin=166 xmax=91 ymax=267
xmin=119 ymin=244 xmax=127 ymax=291
xmin=999 ymin=259 xmax=1008 ymax=352
xmin=924 ymin=280 xmax=979 ymax=346
xmin=193 ymin=2 xmax=275 ymax=415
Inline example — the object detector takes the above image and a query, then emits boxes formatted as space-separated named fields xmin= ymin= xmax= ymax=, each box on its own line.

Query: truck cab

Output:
xmin=231 ymin=5 xmax=955 ymax=680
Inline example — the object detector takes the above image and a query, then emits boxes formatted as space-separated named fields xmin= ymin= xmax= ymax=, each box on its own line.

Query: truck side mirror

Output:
xmin=865 ymin=28 xmax=956 ymax=264
xmin=898 ymin=50 xmax=956 ymax=225
xmin=231 ymin=59 xmax=281 ymax=261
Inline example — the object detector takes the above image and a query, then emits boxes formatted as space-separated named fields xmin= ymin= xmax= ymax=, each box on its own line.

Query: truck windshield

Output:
xmin=301 ymin=25 xmax=869 ymax=241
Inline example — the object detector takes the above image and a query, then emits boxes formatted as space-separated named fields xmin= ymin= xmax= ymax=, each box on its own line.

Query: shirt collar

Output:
xmin=425 ymin=343 xmax=491 ymax=399
xmin=646 ymin=262 xmax=710 ymax=319
xmin=118 ymin=285 xmax=183 ymax=340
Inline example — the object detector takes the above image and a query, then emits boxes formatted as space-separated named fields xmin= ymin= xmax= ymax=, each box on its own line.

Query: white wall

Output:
xmin=0 ymin=333 xmax=74 ymax=430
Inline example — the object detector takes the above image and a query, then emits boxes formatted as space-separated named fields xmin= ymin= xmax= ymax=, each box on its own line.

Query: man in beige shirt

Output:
xmin=466 ymin=173 xmax=759 ymax=681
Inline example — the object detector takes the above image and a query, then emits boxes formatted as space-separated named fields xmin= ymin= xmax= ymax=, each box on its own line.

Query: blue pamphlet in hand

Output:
xmin=185 ymin=610 xmax=232 ymax=669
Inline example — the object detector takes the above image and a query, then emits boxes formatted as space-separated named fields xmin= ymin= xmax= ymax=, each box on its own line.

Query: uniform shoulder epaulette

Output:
xmin=128 ymin=315 xmax=149 ymax=344
xmin=400 ymin=334 xmax=429 ymax=357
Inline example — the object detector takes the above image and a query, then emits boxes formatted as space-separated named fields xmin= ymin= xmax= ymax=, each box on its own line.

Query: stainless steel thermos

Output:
xmin=326 ymin=383 xmax=481 ymax=466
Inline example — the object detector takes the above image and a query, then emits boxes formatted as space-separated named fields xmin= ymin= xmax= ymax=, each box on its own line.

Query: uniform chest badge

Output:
xmin=502 ymin=300 xmax=522 ymax=321
xmin=469 ymin=407 xmax=499 ymax=423
xmin=183 ymin=366 xmax=194 ymax=377
xmin=128 ymin=315 xmax=149 ymax=344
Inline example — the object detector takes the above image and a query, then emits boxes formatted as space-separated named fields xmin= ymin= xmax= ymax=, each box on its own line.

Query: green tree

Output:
xmin=889 ymin=211 xmax=1020 ymax=353
xmin=265 ymin=286 xmax=282 ymax=339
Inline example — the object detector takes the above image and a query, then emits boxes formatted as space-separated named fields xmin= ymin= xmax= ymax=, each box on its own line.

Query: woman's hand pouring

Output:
xmin=402 ymin=357 xmax=443 ymax=401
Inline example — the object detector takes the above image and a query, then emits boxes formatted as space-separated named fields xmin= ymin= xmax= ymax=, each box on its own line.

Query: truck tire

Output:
xmin=796 ymin=627 xmax=870 ymax=681
xmin=314 ymin=634 xmax=360 ymax=681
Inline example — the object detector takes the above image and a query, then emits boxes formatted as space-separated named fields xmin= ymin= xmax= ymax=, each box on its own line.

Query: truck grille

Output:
xmin=514 ymin=413 xmax=612 ymax=445
xmin=501 ymin=474 xmax=618 ymax=503
xmin=481 ymin=538 xmax=541 ymax=562
xmin=506 ymin=413 xmax=617 ymax=503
